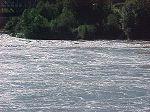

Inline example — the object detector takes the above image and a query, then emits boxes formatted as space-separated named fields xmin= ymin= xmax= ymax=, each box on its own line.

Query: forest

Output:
xmin=4 ymin=0 xmax=150 ymax=40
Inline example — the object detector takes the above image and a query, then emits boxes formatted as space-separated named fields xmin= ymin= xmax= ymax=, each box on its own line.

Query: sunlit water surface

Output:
xmin=0 ymin=34 xmax=150 ymax=112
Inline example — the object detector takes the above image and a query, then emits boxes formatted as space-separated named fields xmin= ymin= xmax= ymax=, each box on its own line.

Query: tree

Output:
xmin=36 ymin=0 xmax=60 ymax=20
xmin=17 ymin=9 xmax=51 ymax=39
xmin=121 ymin=0 xmax=150 ymax=40
xmin=121 ymin=0 xmax=137 ymax=40
xmin=49 ymin=0 xmax=77 ymax=33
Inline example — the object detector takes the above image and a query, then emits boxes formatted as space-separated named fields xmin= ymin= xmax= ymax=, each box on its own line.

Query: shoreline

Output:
xmin=0 ymin=30 xmax=150 ymax=42
xmin=1 ymin=33 xmax=150 ymax=49
xmin=1 ymin=32 xmax=150 ymax=42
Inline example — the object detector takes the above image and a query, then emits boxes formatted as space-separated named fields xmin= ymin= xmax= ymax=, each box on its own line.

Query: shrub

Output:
xmin=17 ymin=9 xmax=51 ymax=39
xmin=23 ymin=15 xmax=51 ymax=39
xmin=74 ymin=25 xmax=96 ymax=39
xmin=4 ymin=17 xmax=20 ymax=34
xmin=49 ymin=7 xmax=76 ymax=34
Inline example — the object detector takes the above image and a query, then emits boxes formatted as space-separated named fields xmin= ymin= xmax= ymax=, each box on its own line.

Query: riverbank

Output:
xmin=1 ymin=33 xmax=150 ymax=48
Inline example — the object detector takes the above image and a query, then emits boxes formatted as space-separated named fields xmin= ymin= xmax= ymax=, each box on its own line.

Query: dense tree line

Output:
xmin=5 ymin=0 xmax=150 ymax=40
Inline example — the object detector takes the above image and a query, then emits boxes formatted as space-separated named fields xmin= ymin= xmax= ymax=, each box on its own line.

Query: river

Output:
xmin=0 ymin=34 xmax=150 ymax=112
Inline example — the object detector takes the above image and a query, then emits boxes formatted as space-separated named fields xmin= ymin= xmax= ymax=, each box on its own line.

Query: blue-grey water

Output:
xmin=0 ymin=34 xmax=150 ymax=112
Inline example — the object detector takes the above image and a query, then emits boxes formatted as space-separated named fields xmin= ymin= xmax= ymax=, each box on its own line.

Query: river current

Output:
xmin=0 ymin=34 xmax=150 ymax=112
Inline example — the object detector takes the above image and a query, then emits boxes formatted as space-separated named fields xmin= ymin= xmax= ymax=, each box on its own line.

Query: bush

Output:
xmin=4 ymin=17 xmax=20 ymax=34
xmin=17 ymin=9 xmax=51 ymax=39
xmin=49 ymin=7 xmax=77 ymax=39
xmin=74 ymin=25 xmax=96 ymax=40
xmin=23 ymin=15 xmax=51 ymax=39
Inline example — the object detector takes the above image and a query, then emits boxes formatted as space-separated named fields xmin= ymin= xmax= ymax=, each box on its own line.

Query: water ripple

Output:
xmin=0 ymin=35 xmax=150 ymax=112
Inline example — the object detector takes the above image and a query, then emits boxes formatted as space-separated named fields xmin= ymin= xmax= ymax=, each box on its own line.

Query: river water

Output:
xmin=0 ymin=34 xmax=150 ymax=112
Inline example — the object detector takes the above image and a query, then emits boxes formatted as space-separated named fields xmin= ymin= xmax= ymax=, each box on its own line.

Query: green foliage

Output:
xmin=74 ymin=25 xmax=96 ymax=39
xmin=16 ymin=9 xmax=51 ymax=39
xmin=120 ymin=0 xmax=150 ymax=40
xmin=5 ymin=17 xmax=20 ymax=34
xmin=24 ymin=15 xmax=50 ymax=39
xmin=104 ymin=6 xmax=123 ymax=39
xmin=122 ymin=1 xmax=136 ymax=29
xmin=106 ymin=14 xmax=122 ymax=38
xmin=37 ymin=1 xmax=60 ymax=20
xmin=63 ymin=0 xmax=74 ymax=9
xmin=5 ymin=0 xmax=150 ymax=40
xmin=107 ymin=14 xmax=119 ymax=27
xmin=93 ymin=2 xmax=110 ymax=21
xmin=49 ymin=5 xmax=76 ymax=33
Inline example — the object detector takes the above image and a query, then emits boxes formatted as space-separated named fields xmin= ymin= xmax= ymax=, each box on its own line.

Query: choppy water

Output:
xmin=0 ymin=34 xmax=150 ymax=112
